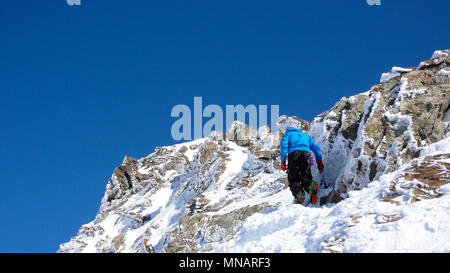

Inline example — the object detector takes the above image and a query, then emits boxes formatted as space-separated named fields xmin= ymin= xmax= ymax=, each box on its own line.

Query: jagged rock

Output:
xmin=310 ymin=50 xmax=450 ymax=201
xmin=257 ymin=125 xmax=271 ymax=140
xmin=207 ymin=131 xmax=226 ymax=142
xmin=226 ymin=121 xmax=258 ymax=146
xmin=380 ymin=67 xmax=414 ymax=83
xmin=111 ymin=234 xmax=125 ymax=251
xmin=254 ymin=150 xmax=272 ymax=161
xmin=277 ymin=115 xmax=310 ymax=133
xmin=381 ymin=153 xmax=449 ymax=204
xmin=165 ymin=204 xmax=272 ymax=253
xmin=419 ymin=50 xmax=450 ymax=70
xmin=198 ymin=141 xmax=219 ymax=164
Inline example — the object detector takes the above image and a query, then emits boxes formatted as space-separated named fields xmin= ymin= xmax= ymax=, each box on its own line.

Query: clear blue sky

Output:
xmin=0 ymin=0 xmax=448 ymax=252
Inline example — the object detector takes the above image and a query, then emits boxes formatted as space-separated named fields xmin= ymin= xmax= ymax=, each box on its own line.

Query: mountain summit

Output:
xmin=59 ymin=50 xmax=450 ymax=253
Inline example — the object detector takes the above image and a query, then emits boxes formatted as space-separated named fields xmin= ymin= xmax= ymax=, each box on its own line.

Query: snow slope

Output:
xmin=213 ymin=136 xmax=450 ymax=253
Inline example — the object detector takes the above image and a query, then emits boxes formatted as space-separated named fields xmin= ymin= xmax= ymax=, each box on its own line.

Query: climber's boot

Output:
xmin=309 ymin=181 xmax=319 ymax=204
xmin=295 ymin=190 xmax=305 ymax=204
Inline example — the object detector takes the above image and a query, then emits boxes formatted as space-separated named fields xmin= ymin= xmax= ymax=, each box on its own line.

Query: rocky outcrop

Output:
xmin=98 ymin=156 xmax=144 ymax=220
xmin=165 ymin=203 xmax=273 ymax=252
xmin=277 ymin=115 xmax=310 ymax=133
xmin=225 ymin=121 xmax=258 ymax=146
xmin=381 ymin=153 xmax=450 ymax=204
xmin=60 ymin=124 xmax=286 ymax=253
xmin=310 ymin=50 xmax=449 ymax=202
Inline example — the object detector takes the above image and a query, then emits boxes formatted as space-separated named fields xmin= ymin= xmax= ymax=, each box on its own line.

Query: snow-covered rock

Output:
xmin=419 ymin=49 xmax=450 ymax=69
xmin=59 ymin=50 xmax=450 ymax=253
xmin=380 ymin=67 xmax=414 ymax=83
xmin=437 ymin=67 xmax=450 ymax=77
xmin=311 ymin=50 xmax=449 ymax=202
xmin=432 ymin=50 xmax=449 ymax=60
xmin=225 ymin=121 xmax=258 ymax=147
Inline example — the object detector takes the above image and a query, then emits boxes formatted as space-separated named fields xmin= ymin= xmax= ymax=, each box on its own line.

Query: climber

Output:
xmin=280 ymin=127 xmax=324 ymax=204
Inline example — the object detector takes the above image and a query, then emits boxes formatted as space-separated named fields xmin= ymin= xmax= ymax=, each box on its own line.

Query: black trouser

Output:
xmin=287 ymin=150 xmax=313 ymax=198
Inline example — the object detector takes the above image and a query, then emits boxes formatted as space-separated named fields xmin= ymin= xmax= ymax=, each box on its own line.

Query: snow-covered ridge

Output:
xmin=59 ymin=50 xmax=450 ymax=253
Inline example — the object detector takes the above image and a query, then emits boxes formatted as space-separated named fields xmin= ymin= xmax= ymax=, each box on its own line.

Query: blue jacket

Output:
xmin=280 ymin=127 xmax=322 ymax=162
